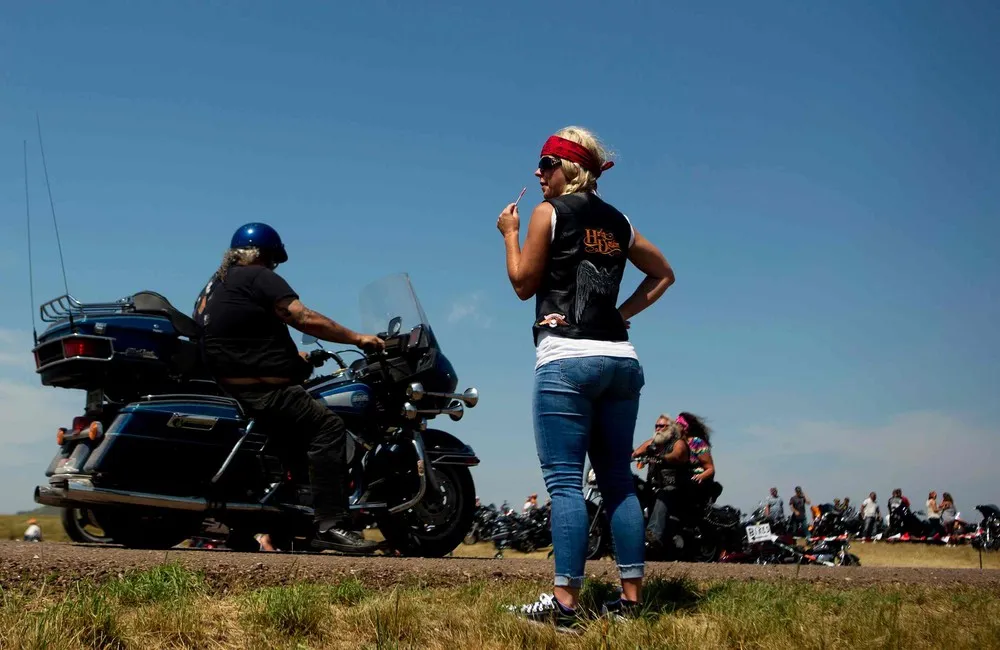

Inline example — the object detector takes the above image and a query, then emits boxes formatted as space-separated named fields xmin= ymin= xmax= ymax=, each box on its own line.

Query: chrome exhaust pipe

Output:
xmin=36 ymin=477 xmax=282 ymax=514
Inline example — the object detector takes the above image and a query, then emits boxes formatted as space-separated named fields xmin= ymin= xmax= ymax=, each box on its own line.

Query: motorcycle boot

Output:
xmin=311 ymin=518 xmax=379 ymax=554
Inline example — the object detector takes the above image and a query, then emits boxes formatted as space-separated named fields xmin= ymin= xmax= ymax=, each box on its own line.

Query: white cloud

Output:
xmin=716 ymin=410 xmax=999 ymax=519
xmin=447 ymin=291 xmax=493 ymax=328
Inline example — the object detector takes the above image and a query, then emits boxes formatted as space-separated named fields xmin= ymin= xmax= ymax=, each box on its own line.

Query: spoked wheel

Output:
xmin=61 ymin=507 xmax=114 ymax=544
xmin=376 ymin=465 xmax=476 ymax=557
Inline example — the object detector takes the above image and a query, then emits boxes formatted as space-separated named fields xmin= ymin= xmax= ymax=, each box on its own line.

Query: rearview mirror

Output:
xmin=302 ymin=334 xmax=319 ymax=345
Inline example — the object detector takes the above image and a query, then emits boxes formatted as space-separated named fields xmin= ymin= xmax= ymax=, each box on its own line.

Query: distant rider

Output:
xmin=194 ymin=222 xmax=385 ymax=554
xmin=677 ymin=412 xmax=719 ymax=506
xmin=636 ymin=415 xmax=691 ymax=551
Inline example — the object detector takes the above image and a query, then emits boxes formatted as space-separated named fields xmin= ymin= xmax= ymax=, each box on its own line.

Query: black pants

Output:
xmin=789 ymin=516 xmax=808 ymax=537
xmin=225 ymin=384 xmax=348 ymax=525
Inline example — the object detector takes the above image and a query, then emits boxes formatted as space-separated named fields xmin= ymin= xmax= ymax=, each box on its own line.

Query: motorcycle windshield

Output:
xmin=359 ymin=273 xmax=437 ymax=347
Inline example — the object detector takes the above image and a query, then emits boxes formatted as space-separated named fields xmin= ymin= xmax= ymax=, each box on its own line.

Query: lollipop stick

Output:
xmin=513 ymin=186 xmax=527 ymax=208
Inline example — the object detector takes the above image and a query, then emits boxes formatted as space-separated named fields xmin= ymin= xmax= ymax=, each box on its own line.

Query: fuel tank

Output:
xmin=307 ymin=376 xmax=375 ymax=423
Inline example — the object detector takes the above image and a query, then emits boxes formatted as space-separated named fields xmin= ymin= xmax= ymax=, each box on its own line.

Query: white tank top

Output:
xmin=535 ymin=204 xmax=639 ymax=369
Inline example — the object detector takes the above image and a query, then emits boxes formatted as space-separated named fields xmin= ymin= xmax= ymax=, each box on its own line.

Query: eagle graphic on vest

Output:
xmin=574 ymin=260 xmax=617 ymax=323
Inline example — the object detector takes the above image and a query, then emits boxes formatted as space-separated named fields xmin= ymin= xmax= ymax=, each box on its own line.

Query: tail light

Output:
xmin=63 ymin=339 xmax=105 ymax=358
xmin=72 ymin=416 xmax=93 ymax=433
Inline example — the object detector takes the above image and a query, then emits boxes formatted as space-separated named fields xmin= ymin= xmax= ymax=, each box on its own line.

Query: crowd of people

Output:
xmin=761 ymin=486 xmax=965 ymax=539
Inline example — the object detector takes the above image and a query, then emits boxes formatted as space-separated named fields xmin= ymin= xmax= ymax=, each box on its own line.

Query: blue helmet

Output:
xmin=230 ymin=222 xmax=288 ymax=264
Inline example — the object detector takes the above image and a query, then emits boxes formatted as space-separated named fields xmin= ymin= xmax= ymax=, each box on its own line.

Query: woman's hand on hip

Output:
xmin=497 ymin=203 xmax=520 ymax=237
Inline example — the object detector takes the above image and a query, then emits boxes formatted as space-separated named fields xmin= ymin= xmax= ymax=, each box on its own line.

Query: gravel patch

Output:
xmin=2 ymin=541 xmax=999 ymax=594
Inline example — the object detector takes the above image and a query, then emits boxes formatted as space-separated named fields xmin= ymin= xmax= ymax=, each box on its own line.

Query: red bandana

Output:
xmin=540 ymin=136 xmax=615 ymax=177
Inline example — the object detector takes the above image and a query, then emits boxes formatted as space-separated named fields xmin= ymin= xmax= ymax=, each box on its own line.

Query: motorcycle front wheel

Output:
xmin=376 ymin=465 xmax=476 ymax=558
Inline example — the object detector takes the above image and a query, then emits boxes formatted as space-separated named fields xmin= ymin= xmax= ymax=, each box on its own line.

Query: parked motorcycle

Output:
xmin=971 ymin=504 xmax=1000 ymax=551
xmin=885 ymin=500 xmax=937 ymax=539
xmin=744 ymin=502 xmax=790 ymax=537
xmin=809 ymin=503 xmax=862 ymax=539
xmin=32 ymin=273 xmax=481 ymax=557
xmin=463 ymin=503 xmax=500 ymax=545
xmin=512 ymin=503 xmax=552 ymax=553
xmin=720 ymin=521 xmax=860 ymax=566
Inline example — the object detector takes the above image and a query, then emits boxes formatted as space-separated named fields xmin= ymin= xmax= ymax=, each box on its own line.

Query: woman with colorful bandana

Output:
xmin=496 ymin=126 xmax=675 ymax=629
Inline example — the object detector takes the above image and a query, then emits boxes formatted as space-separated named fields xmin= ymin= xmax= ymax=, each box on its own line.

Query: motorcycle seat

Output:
xmin=132 ymin=291 xmax=201 ymax=339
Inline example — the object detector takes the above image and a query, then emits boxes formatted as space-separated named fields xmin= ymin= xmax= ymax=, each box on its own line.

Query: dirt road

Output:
xmin=3 ymin=541 xmax=999 ymax=594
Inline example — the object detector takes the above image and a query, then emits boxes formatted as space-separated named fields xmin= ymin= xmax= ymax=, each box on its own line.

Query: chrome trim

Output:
xmin=429 ymin=454 xmax=480 ymax=467
xmin=401 ymin=400 xmax=464 ymax=421
xmin=166 ymin=414 xmax=219 ymax=431
xmin=138 ymin=394 xmax=245 ymax=417
xmin=415 ymin=431 xmax=441 ymax=494
xmin=210 ymin=421 xmax=254 ymax=485
xmin=387 ymin=434 xmax=429 ymax=514
xmin=406 ymin=383 xmax=480 ymax=408
xmin=39 ymin=294 xmax=133 ymax=323
xmin=33 ymin=334 xmax=117 ymax=373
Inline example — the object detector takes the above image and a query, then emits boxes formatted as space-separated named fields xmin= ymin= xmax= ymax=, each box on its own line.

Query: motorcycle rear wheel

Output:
xmin=61 ymin=507 xmax=114 ymax=545
xmin=94 ymin=508 xmax=197 ymax=550
xmin=376 ymin=465 xmax=476 ymax=558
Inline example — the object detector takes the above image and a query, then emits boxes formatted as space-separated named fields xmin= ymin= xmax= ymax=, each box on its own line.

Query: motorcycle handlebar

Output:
xmin=309 ymin=349 xmax=347 ymax=370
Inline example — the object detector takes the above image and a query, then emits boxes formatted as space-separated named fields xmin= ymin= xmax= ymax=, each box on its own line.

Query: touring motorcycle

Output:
xmin=32 ymin=273 xmax=481 ymax=557
xmin=585 ymin=457 xmax=743 ymax=562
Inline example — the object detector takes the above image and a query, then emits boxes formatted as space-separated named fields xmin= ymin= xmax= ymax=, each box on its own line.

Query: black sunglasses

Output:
xmin=538 ymin=156 xmax=561 ymax=172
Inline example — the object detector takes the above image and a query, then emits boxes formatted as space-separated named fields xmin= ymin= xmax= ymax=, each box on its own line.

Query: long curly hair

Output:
xmin=214 ymin=246 xmax=261 ymax=283
xmin=677 ymin=411 xmax=712 ymax=445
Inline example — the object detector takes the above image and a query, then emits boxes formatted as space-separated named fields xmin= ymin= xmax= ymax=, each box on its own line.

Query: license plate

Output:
xmin=746 ymin=523 xmax=776 ymax=544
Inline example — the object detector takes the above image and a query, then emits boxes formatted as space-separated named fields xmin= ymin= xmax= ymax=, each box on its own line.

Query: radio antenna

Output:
xmin=23 ymin=140 xmax=38 ymax=345
xmin=36 ymin=113 xmax=70 ymax=298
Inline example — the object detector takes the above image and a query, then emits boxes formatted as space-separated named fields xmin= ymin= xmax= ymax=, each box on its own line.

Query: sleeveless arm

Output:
xmin=502 ymin=202 xmax=553 ymax=300
xmin=618 ymin=228 xmax=675 ymax=321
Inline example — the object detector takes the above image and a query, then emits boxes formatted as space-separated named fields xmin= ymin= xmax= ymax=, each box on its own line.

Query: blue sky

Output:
xmin=1 ymin=2 xmax=998 ymax=518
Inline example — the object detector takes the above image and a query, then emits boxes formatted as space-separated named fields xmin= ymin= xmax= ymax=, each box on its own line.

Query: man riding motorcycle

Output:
xmin=193 ymin=223 xmax=385 ymax=554
xmin=634 ymin=415 xmax=691 ymax=550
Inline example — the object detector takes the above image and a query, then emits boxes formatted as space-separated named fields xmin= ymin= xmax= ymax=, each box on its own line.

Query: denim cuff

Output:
xmin=554 ymin=574 xmax=586 ymax=589
xmin=617 ymin=562 xmax=645 ymax=580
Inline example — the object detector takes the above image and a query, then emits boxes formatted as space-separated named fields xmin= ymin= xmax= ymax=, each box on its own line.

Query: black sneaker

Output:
xmin=601 ymin=597 xmax=641 ymax=620
xmin=311 ymin=527 xmax=379 ymax=554
xmin=507 ymin=593 xmax=581 ymax=633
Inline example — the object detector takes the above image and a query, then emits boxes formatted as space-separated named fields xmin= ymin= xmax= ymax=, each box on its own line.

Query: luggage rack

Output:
xmin=39 ymin=294 xmax=135 ymax=323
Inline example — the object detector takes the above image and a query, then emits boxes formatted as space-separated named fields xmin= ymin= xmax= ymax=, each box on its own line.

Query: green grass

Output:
xmin=1 ymin=563 xmax=998 ymax=649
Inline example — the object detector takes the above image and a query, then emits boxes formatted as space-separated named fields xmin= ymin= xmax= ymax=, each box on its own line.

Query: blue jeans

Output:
xmin=533 ymin=355 xmax=646 ymax=588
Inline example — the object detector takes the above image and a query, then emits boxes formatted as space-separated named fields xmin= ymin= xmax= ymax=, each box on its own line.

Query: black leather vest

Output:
xmin=532 ymin=192 xmax=632 ymax=345
xmin=647 ymin=434 xmax=692 ymax=489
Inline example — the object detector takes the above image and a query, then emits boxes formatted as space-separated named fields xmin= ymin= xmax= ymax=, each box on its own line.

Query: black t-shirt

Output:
xmin=789 ymin=495 xmax=807 ymax=518
xmin=197 ymin=265 xmax=310 ymax=380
